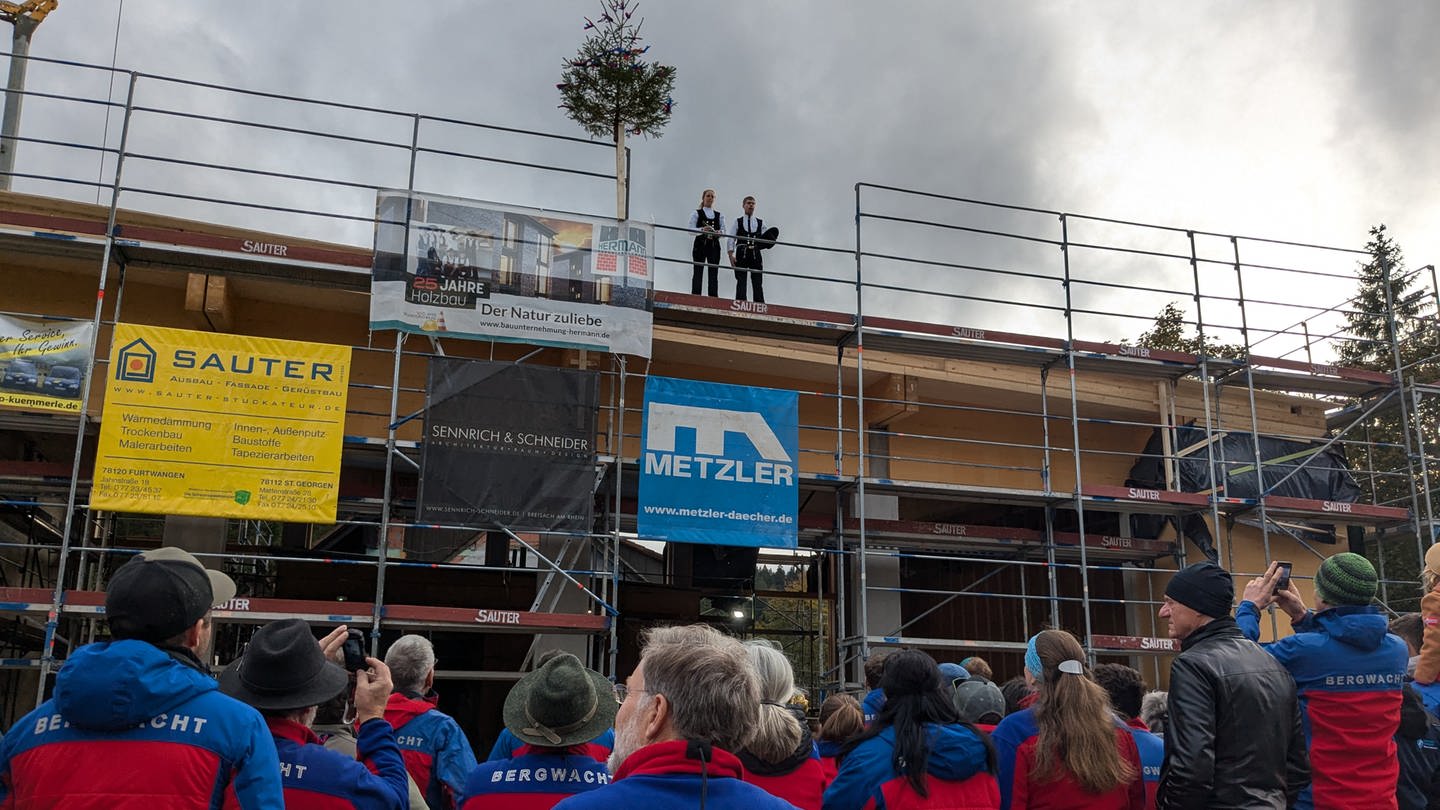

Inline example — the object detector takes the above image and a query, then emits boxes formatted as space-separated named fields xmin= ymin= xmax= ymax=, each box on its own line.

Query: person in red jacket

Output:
xmin=457 ymin=652 xmax=617 ymax=809
xmin=816 ymin=694 xmax=864 ymax=784
xmin=0 ymin=546 xmax=285 ymax=809
xmin=823 ymin=649 xmax=1000 ymax=809
xmin=219 ymin=618 xmax=410 ymax=810
xmin=1091 ymin=664 xmax=1162 ymax=810
xmin=383 ymin=635 xmax=479 ymax=810
xmin=1238 ymin=555 xmax=1406 ymax=810
xmin=737 ymin=640 xmax=827 ymax=809
xmin=552 ymin=623 xmax=800 ymax=810
xmin=992 ymin=630 xmax=1143 ymax=810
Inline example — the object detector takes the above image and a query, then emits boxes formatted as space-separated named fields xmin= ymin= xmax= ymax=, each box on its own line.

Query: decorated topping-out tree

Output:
xmin=557 ymin=0 xmax=675 ymax=219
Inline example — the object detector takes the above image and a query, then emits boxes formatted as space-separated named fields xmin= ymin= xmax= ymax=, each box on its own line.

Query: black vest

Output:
xmin=735 ymin=215 xmax=763 ymax=257
xmin=695 ymin=208 xmax=720 ymax=241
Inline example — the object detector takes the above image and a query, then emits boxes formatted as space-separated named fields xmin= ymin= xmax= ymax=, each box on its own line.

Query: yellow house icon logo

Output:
xmin=116 ymin=338 xmax=157 ymax=383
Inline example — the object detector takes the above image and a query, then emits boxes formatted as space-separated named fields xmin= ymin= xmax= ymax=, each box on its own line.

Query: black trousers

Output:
xmin=691 ymin=237 xmax=720 ymax=296
xmin=734 ymin=250 xmax=764 ymax=303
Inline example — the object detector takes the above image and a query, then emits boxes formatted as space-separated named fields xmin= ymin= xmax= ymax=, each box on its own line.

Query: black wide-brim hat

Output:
xmin=502 ymin=652 xmax=616 ymax=748
xmin=219 ymin=618 xmax=349 ymax=712
xmin=758 ymin=226 xmax=780 ymax=250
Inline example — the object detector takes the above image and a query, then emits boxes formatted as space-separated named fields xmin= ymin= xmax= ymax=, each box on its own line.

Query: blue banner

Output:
xmin=638 ymin=376 xmax=798 ymax=548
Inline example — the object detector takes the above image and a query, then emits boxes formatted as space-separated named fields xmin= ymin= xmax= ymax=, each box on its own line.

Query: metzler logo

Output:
xmin=643 ymin=402 xmax=794 ymax=485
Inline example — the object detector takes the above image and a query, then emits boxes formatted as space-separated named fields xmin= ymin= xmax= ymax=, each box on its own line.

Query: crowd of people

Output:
xmin=2 ymin=545 xmax=1439 ymax=809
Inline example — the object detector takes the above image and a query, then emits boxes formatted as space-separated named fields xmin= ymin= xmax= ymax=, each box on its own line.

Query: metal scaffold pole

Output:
xmin=1230 ymin=236 xmax=1278 ymax=637
xmin=1380 ymin=254 xmax=1430 ymax=572
xmin=1188 ymin=232 xmax=1225 ymax=570
xmin=852 ymin=182 xmax=870 ymax=666
xmin=370 ymin=113 xmax=423 ymax=654
xmin=1040 ymin=363 xmax=1061 ymax=628
xmin=609 ymin=354 xmax=626 ymax=679
xmin=1058 ymin=214 xmax=1096 ymax=653
xmin=36 ymin=71 xmax=135 ymax=704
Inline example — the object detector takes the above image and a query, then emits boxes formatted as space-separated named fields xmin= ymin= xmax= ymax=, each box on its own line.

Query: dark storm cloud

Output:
xmin=7 ymin=1 xmax=1438 ymax=341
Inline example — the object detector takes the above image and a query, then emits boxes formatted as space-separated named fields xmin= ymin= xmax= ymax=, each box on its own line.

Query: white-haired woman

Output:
xmin=738 ymin=640 xmax=827 ymax=810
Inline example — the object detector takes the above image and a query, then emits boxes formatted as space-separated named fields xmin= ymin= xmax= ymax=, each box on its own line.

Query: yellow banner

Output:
xmin=91 ymin=324 xmax=351 ymax=523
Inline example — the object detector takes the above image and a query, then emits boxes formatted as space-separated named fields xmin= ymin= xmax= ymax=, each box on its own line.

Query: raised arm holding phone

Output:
xmin=1236 ymin=555 xmax=1407 ymax=809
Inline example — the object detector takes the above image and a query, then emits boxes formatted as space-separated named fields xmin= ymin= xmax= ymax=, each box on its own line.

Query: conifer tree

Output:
xmin=557 ymin=0 xmax=675 ymax=219
xmin=1337 ymin=225 xmax=1432 ymax=370
xmin=1336 ymin=225 xmax=1439 ymax=611
xmin=1129 ymin=302 xmax=1245 ymax=359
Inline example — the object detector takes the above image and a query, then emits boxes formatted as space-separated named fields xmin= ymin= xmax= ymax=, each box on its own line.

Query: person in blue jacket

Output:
xmin=860 ymin=651 xmax=890 ymax=723
xmin=459 ymin=651 xmax=616 ymax=809
xmin=823 ymin=649 xmax=999 ymax=810
xmin=220 ymin=618 xmax=409 ymax=809
xmin=486 ymin=651 xmax=614 ymax=765
xmin=384 ymin=635 xmax=479 ymax=810
xmin=1237 ymin=555 xmax=1407 ymax=810
xmin=1391 ymin=613 xmax=1440 ymax=716
xmin=553 ymin=623 xmax=798 ymax=810
xmin=0 ymin=546 xmax=283 ymax=809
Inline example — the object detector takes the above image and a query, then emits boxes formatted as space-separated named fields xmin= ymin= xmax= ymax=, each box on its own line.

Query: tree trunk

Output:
xmin=614 ymin=120 xmax=627 ymax=221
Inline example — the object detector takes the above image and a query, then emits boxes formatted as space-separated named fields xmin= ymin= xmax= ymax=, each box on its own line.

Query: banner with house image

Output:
xmin=369 ymin=191 xmax=654 ymax=357
xmin=0 ymin=315 xmax=95 ymax=415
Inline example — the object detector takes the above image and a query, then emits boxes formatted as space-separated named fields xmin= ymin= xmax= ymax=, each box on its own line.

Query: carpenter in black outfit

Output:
xmin=728 ymin=195 xmax=764 ymax=303
xmin=688 ymin=188 xmax=725 ymax=297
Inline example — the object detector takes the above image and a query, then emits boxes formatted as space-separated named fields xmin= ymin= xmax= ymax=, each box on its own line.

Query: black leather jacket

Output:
xmin=1156 ymin=617 xmax=1310 ymax=810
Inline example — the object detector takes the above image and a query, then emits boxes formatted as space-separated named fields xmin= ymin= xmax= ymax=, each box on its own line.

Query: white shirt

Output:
xmin=687 ymin=207 xmax=725 ymax=234
xmin=728 ymin=214 xmax=761 ymax=252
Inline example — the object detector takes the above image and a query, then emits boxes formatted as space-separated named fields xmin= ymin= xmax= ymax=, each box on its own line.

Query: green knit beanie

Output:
xmin=1314 ymin=552 xmax=1378 ymax=606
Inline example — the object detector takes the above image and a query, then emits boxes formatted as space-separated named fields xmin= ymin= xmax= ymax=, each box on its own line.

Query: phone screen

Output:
xmin=1274 ymin=561 xmax=1293 ymax=594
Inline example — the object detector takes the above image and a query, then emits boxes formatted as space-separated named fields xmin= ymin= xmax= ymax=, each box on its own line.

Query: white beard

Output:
xmin=607 ymin=701 xmax=648 ymax=775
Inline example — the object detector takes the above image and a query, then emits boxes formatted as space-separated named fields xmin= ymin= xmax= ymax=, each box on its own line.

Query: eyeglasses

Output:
xmin=612 ymin=683 xmax=653 ymax=704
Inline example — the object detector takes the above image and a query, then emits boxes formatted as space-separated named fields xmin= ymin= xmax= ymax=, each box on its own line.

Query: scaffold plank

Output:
xmin=652 ymin=291 xmax=855 ymax=342
xmin=1080 ymin=484 xmax=1209 ymax=510
xmin=1261 ymin=496 xmax=1408 ymax=523
xmin=0 ymin=589 xmax=609 ymax=634
xmin=1090 ymin=634 xmax=1178 ymax=654
xmin=832 ymin=517 xmax=1174 ymax=557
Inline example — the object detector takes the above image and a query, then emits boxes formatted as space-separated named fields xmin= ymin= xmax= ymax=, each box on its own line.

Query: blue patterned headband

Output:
xmin=1024 ymin=634 xmax=1042 ymax=678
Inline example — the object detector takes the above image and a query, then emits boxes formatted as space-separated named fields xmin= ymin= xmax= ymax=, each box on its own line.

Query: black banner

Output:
xmin=418 ymin=359 xmax=598 ymax=532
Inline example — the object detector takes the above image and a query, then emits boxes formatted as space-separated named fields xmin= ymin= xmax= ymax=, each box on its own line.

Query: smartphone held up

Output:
xmin=342 ymin=628 xmax=368 ymax=672
xmin=1273 ymin=561 xmax=1293 ymax=595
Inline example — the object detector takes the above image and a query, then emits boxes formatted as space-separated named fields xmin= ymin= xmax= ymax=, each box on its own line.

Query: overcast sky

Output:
xmin=11 ymin=1 xmax=1439 ymax=358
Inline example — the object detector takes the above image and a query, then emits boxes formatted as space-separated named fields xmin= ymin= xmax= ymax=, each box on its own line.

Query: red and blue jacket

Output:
xmin=1237 ymin=601 xmax=1407 ymax=810
xmin=0 ymin=639 xmax=283 ymax=809
xmin=228 ymin=716 xmax=408 ymax=810
xmin=486 ymin=727 xmax=614 ymax=764
xmin=459 ymin=746 xmax=610 ymax=809
xmin=1120 ymin=718 xmax=1162 ymax=810
xmin=822 ymin=723 xmax=998 ymax=810
xmin=818 ymin=738 xmax=845 ymax=784
xmin=862 ymin=689 xmax=886 ymax=724
xmin=739 ymin=728 xmax=827 ymax=810
xmin=552 ymin=739 xmax=802 ymax=810
xmin=1413 ymin=681 xmax=1440 ymax=717
xmin=993 ymin=707 xmax=1144 ymax=810
xmin=385 ymin=692 xmax=479 ymax=810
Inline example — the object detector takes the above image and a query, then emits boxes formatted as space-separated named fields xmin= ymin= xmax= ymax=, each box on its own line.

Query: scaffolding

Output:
xmin=0 ymin=52 xmax=1436 ymax=724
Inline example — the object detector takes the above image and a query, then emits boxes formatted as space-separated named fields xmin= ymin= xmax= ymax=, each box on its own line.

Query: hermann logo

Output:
xmin=115 ymin=338 xmax=157 ymax=383
xmin=233 ymin=490 xmax=251 ymax=505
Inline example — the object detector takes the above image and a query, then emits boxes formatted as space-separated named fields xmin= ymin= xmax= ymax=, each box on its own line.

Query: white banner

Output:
xmin=369 ymin=191 xmax=653 ymax=357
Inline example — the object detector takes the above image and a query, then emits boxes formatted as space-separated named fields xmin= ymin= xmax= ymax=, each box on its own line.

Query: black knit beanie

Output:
xmin=1165 ymin=562 xmax=1234 ymax=619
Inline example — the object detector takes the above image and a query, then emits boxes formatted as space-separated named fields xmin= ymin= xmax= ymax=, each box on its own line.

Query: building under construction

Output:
xmin=0 ymin=56 xmax=1436 ymax=751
